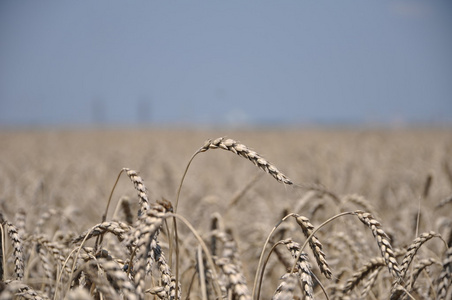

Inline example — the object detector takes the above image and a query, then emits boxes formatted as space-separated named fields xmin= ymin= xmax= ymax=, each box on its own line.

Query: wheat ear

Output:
xmin=354 ymin=210 xmax=401 ymax=280
xmin=294 ymin=215 xmax=332 ymax=279
xmin=437 ymin=247 xmax=452 ymax=300
xmin=33 ymin=235 xmax=71 ymax=275
xmin=342 ymin=257 xmax=385 ymax=294
xmin=101 ymin=259 xmax=138 ymax=300
xmin=129 ymin=203 xmax=169 ymax=298
xmin=200 ymin=137 xmax=293 ymax=185
xmin=213 ymin=229 xmax=250 ymax=300
xmin=123 ymin=168 xmax=151 ymax=214
xmin=281 ymin=239 xmax=314 ymax=300
xmin=72 ymin=221 xmax=131 ymax=244
xmin=4 ymin=222 xmax=24 ymax=281
xmin=361 ymin=268 xmax=382 ymax=298
xmin=399 ymin=231 xmax=442 ymax=278
xmin=405 ymin=258 xmax=441 ymax=291
xmin=216 ymin=257 xmax=251 ymax=300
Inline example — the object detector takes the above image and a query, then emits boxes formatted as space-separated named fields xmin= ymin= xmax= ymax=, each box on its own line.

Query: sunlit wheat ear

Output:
xmin=4 ymin=222 xmax=24 ymax=281
xmin=342 ymin=257 xmax=385 ymax=295
xmin=281 ymin=239 xmax=314 ymax=300
xmin=354 ymin=210 xmax=401 ymax=280
xmin=152 ymin=245 xmax=180 ymax=300
xmin=200 ymin=137 xmax=293 ymax=185
xmin=72 ymin=221 xmax=131 ymax=244
xmin=123 ymin=168 xmax=150 ymax=214
xmin=437 ymin=247 xmax=452 ymax=300
xmin=399 ymin=231 xmax=443 ymax=278
xmin=294 ymin=215 xmax=332 ymax=279
xmin=213 ymin=229 xmax=250 ymax=300
xmin=127 ymin=202 xmax=170 ymax=299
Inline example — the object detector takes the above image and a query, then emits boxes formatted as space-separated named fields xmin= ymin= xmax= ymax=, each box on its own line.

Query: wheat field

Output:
xmin=0 ymin=128 xmax=451 ymax=299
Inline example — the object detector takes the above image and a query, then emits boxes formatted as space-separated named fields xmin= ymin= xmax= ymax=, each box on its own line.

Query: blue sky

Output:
xmin=1 ymin=1 xmax=451 ymax=127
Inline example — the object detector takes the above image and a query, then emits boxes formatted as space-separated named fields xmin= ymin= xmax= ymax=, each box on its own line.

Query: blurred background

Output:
xmin=1 ymin=1 xmax=451 ymax=128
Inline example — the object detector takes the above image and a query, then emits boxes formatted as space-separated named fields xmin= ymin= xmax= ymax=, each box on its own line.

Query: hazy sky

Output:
xmin=1 ymin=1 xmax=451 ymax=127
